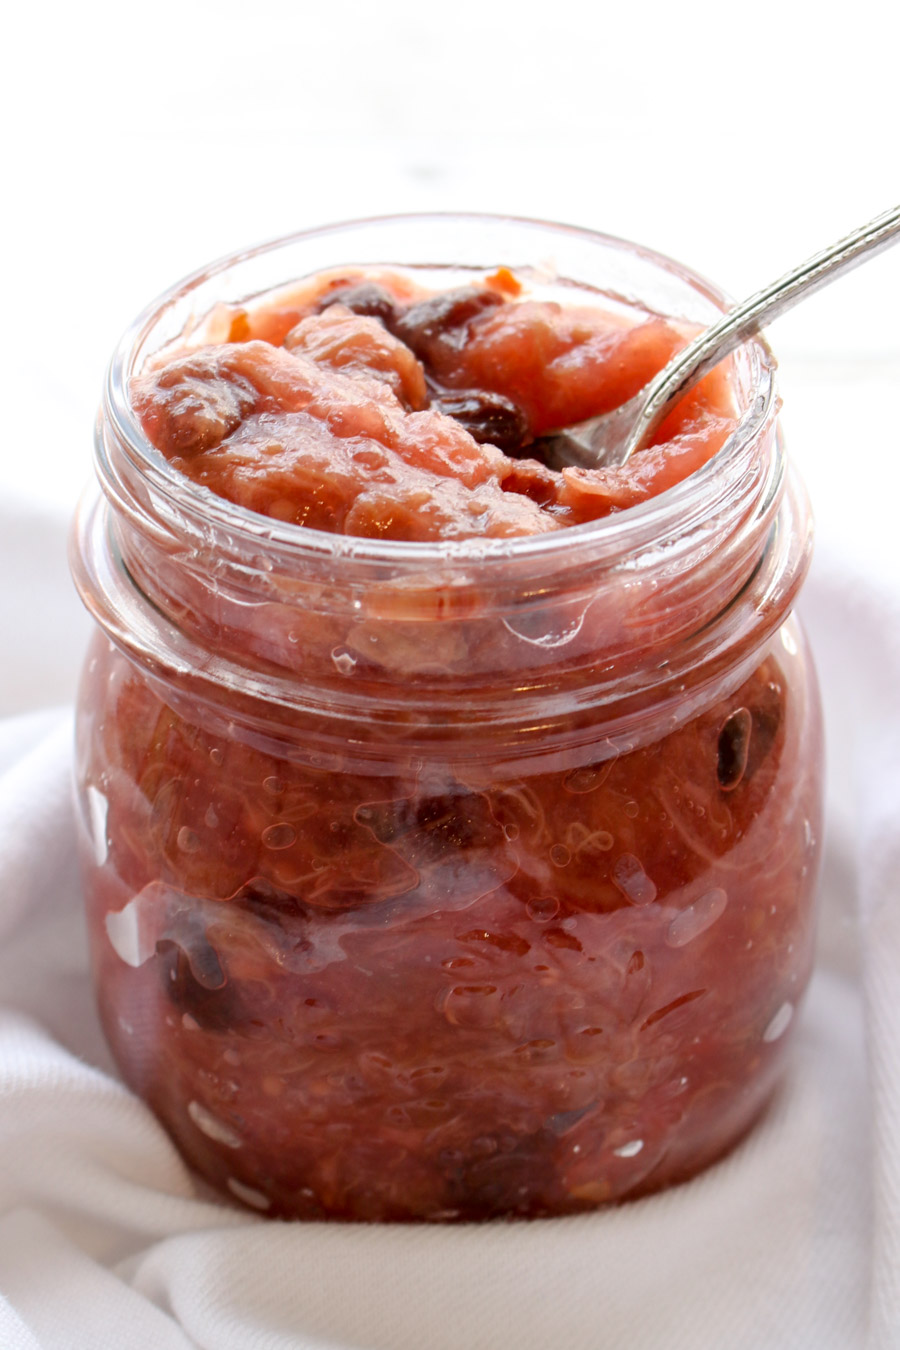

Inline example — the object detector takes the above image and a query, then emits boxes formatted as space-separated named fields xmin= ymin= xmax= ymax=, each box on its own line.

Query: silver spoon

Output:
xmin=542 ymin=202 xmax=900 ymax=470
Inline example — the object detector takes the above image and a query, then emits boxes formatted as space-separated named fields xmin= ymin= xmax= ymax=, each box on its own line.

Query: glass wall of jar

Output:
xmin=71 ymin=216 xmax=824 ymax=1221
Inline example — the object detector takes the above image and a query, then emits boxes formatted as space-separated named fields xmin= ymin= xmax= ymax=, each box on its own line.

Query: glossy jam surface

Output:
xmin=131 ymin=268 xmax=737 ymax=540
xmin=75 ymin=242 xmax=823 ymax=1221
xmin=78 ymin=624 xmax=821 ymax=1220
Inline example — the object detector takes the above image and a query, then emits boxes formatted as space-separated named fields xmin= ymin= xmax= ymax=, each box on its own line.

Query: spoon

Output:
xmin=542 ymin=202 xmax=900 ymax=470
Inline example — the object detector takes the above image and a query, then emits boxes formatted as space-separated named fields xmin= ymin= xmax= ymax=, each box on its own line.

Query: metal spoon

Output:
xmin=541 ymin=202 xmax=900 ymax=470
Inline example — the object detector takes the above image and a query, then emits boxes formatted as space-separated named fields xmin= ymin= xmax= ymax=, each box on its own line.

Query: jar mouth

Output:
xmin=100 ymin=211 xmax=778 ymax=575
xmin=76 ymin=211 xmax=807 ymax=760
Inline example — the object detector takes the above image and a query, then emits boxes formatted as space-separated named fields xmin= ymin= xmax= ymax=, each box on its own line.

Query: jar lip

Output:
xmin=102 ymin=211 xmax=778 ymax=570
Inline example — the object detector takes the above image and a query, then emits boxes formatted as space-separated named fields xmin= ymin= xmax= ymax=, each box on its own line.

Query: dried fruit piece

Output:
xmin=430 ymin=389 xmax=531 ymax=453
xmin=717 ymin=707 xmax=753 ymax=791
xmin=392 ymin=286 xmax=505 ymax=365
xmin=314 ymin=280 xmax=399 ymax=326
xmin=133 ymin=271 xmax=741 ymax=538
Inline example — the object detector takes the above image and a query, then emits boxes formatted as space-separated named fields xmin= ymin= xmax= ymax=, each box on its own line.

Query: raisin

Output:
xmin=314 ymin=282 xmax=398 ymax=326
xmin=443 ymin=1130 xmax=560 ymax=1218
xmin=157 ymin=937 xmax=241 ymax=1032
xmin=431 ymin=389 xmax=531 ymax=453
xmin=233 ymin=877 xmax=306 ymax=921
xmin=717 ymin=707 xmax=752 ymax=791
xmin=499 ymin=458 xmax=559 ymax=507
xmin=353 ymin=791 xmax=510 ymax=898
xmin=358 ymin=792 xmax=487 ymax=857
xmin=392 ymin=287 xmax=504 ymax=365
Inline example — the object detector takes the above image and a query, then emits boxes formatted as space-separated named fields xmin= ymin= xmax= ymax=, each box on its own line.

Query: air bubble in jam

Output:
xmin=611 ymin=854 xmax=657 ymax=905
xmin=439 ymin=983 xmax=501 ymax=1030
xmin=526 ymin=896 xmax=560 ymax=923
xmin=261 ymin=822 xmax=297 ymax=850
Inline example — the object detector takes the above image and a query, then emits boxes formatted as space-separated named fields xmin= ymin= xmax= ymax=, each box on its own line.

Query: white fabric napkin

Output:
xmin=0 ymin=505 xmax=898 ymax=1349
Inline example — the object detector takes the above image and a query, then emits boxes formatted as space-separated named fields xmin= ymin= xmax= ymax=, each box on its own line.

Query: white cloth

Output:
xmin=0 ymin=490 xmax=899 ymax=1349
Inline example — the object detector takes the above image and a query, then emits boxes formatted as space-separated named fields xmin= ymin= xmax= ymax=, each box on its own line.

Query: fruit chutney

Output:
xmin=71 ymin=215 xmax=823 ymax=1221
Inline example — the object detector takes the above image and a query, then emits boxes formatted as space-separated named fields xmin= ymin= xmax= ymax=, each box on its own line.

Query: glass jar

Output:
xmin=71 ymin=215 xmax=823 ymax=1222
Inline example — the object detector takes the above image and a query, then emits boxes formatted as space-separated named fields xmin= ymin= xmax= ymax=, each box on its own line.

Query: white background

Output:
xmin=1 ymin=0 xmax=900 ymax=717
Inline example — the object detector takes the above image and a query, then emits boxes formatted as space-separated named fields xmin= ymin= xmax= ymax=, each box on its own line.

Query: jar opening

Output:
xmin=101 ymin=211 xmax=778 ymax=572
xmin=74 ymin=214 xmax=810 ymax=758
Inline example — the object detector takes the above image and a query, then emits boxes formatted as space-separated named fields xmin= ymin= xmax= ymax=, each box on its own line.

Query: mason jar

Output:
xmin=70 ymin=215 xmax=823 ymax=1221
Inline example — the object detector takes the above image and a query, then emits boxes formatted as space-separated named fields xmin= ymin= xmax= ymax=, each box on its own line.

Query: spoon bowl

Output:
xmin=541 ymin=202 xmax=900 ymax=470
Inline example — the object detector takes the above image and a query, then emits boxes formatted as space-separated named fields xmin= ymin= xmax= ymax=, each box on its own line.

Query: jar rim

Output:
xmin=76 ymin=212 xmax=809 ymax=761
xmin=101 ymin=211 xmax=778 ymax=573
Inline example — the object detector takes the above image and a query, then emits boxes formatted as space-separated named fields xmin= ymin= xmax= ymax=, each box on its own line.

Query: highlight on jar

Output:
xmin=70 ymin=214 xmax=824 ymax=1222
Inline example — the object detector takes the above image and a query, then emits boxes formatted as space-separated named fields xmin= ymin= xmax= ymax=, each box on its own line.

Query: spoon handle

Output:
xmin=625 ymin=201 xmax=900 ymax=461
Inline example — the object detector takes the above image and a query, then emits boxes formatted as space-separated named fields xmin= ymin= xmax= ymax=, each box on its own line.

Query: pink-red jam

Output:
xmin=74 ymin=239 xmax=823 ymax=1222
xmin=79 ymin=633 xmax=821 ymax=1219
xmin=131 ymin=267 xmax=736 ymax=540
